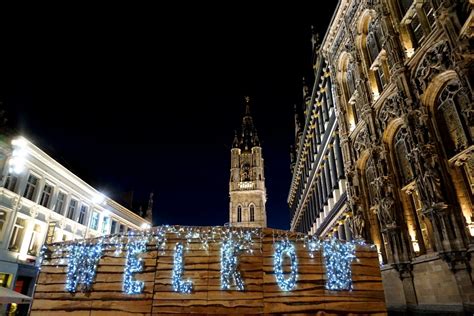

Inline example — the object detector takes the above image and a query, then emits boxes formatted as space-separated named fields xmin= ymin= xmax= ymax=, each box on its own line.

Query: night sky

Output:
xmin=0 ymin=3 xmax=337 ymax=230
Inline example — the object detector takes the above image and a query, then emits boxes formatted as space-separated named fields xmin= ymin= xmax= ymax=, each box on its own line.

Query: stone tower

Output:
xmin=229 ymin=97 xmax=267 ymax=227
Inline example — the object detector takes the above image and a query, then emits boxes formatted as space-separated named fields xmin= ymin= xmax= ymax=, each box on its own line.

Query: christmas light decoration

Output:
xmin=65 ymin=240 xmax=103 ymax=293
xmin=322 ymin=238 xmax=356 ymax=291
xmin=123 ymin=239 xmax=147 ymax=294
xmin=172 ymin=242 xmax=193 ymax=293
xmin=273 ymin=240 xmax=298 ymax=291
xmin=38 ymin=226 xmax=369 ymax=296
xmin=220 ymin=239 xmax=245 ymax=291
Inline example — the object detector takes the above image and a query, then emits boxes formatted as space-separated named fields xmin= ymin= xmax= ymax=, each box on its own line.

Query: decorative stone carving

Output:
xmin=378 ymin=93 xmax=403 ymax=129
xmin=413 ymin=41 xmax=452 ymax=95
xmin=419 ymin=154 xmax=445 ymax=207
xmin=353 ymin=125 xmax=370 ymax=157
xmin=350 ymin=204 xmax=365 ymax=240
xmin=378 ymin=190 xmax=396 ymax=227
xmin=29 ymin=206 xmax=39 ymax=219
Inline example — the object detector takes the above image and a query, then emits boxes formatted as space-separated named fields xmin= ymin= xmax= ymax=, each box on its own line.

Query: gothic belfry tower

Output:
xmin=229 ymin=97 xmax=267 ymax=227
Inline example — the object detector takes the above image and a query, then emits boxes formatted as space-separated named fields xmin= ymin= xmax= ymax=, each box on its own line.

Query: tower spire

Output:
xmin=245 ymin=96 xmax=251 ymax=116
xmin=239 ymin=96 xmax=258 ymax=151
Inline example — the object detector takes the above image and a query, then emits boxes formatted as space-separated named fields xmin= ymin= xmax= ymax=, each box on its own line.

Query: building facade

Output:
xmin=229 ymin=98 xmax=267 ymax=228
xmin=0 ymin=136 xmax=151 ymax=312
xmin=288 ymin=36 xmax=348 ymax=237
xmin=291 ymin=0 xmax=473 ymax=313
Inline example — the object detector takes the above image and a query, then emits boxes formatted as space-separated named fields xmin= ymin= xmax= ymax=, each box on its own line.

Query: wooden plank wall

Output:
xmin=31 ymin=227 xmax=386 ymax=315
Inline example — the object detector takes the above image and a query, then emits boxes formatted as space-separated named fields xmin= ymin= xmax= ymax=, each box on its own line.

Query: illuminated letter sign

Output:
xmin=172 ymin=242 xmax=193 ymax=293
xmin=220 ymin=239 xmax=245 ymax=291
xmin=322 ymin=239 xmax=356 ymax=290
xmin=123 ymin=239 xmax=147 ymax=294
xmin=65 ymin=242 xmax=103 ymax=293
xmin=274 ymin=240 xmax=298 ymax=291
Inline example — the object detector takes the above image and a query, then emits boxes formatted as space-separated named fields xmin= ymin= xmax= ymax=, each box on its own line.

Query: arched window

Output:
xmin=250 ymin=205 xmax=255 ymax=222
xmin=363 ymin=16 xmax=388 ymax=96
xmin=367 ymin=21 xmax=381 ymax=64
xmin=237 ymin=206 xmax=242 ymax=222
xmin=340 ymin=56 xmax=358 ymax=129
xmin=435 ymin=79 xmax=472 ymax=158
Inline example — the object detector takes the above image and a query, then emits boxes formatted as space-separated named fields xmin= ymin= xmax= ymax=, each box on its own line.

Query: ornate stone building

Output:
xmin=288 ymin=34 xmax=348 ymax=237
xmin=229 ymin=98 xmax=267 ymax=228
xmin=302 ymin=0 xmax=473 ymax=313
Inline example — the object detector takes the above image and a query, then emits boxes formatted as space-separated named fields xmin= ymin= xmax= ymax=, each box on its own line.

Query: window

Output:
xmin=410 ymin=12 xmax=424 ymax=45
xmin=119 ymin=224 xmax=125 ymax=234
xmin=28 ymin=224 xmax=42 ymax=256
xmin=90 ymin=212 xmax=99 ymax=230
xmin=422 ymin=3 xmax=436 ymax=28
xmin=9 ymin=217 xmax=26 ymax=252
xmin=250 ymin=205 xmax=255 ymax=222
xmin=4 ymin=173 xmax=18 ymax=192
xmin=0 ymin=211 xmax=7 ymax=238
xmin=23 ymin=174 xmax=39 ymax=201
xmin=66 ymin=199 xmax=78 ymax=220
xmin=237 ymin=206 xmax=242 ymax=222
xmin=78 ymin=205 xmax=88 ymax=225
xmin=111 ymin=220 xmax=117 ymax=234
xmin=39 ymin=184 xmax=53 ymax=208
xmin=0 ymin=273 xmax=11 ymax=288
xmin=399 ymin=0 xmax=413 ymax=17
xmin=54 ymin=192 xmax=66 ymax=214
xmin=101 ymin=216 xmax=110 ymax=234
xmin=435 ymin=79 xmax=471 ymax=158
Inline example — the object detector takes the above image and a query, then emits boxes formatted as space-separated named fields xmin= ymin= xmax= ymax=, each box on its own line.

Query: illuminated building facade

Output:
xmin=229 ymin=97 xmax=267 ymax=227
xmin=289 ymin=0 xmax=473 ymax=313
xmin=0 ymin=136 xmax=151 ymax=312
xmin=288 ymin=34 xmax=347 ymax=237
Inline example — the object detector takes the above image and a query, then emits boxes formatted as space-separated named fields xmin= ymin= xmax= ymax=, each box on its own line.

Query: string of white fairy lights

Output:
xmin=37 ymin=225 xmax=374 ymax=294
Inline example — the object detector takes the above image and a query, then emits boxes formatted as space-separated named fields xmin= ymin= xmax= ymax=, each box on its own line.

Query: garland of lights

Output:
xmin=273 ymin=240 xmax=298 ymax=291
xmin=172 ymin=242 xmax=193 ymax=293
xmin=65 ymin=240 xmax=103 ymax=293
xmin=220 ymin=239 xmax=245 ymax=291
xmin=322 ymin=238 xmax=356 ymax=291
xmin=41 ymin=226 xmax=369 ymax=295
xmin=123 ymin=239 xmax=147 ymax=294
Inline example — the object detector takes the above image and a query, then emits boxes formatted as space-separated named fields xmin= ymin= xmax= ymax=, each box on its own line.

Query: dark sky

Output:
xmin=0 ymin=3 xmax=337 ymax=229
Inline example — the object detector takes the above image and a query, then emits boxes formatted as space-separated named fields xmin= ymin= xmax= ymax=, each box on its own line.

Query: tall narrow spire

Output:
xmin=245 ymin=96 xmax=251 ymax=116
xmin=237 ymin=96 xmax=259 ymax=151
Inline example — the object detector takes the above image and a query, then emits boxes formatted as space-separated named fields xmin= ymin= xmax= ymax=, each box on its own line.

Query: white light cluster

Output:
xmin=220 ymin=239 xmax=245 ymax=291
xmin=274 ymin=240 xmax=298 ymax=291
xmin=10 ymin=138 xmax=28 ymax=174
xmin=322 ymin=238 xmax=356 ymax=291
xmin=123 ymin=239 xmax=147 ymax=294
xmin=65 ymin=240 xmax=103 ymax=293
xmin=172 ymin=242 xmax=193 ymax=293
